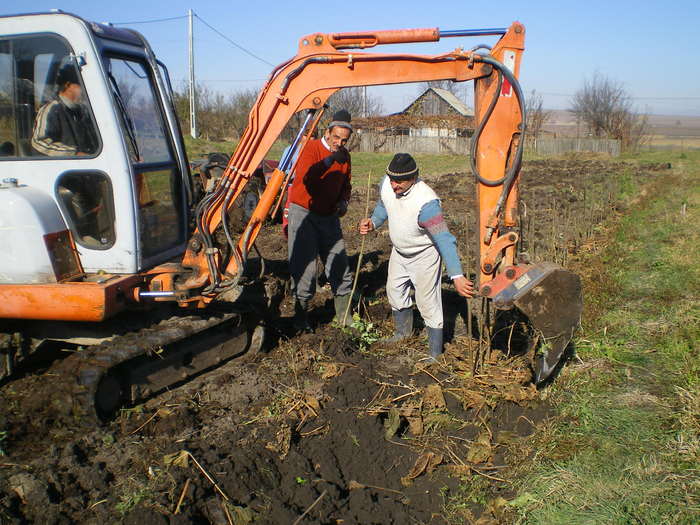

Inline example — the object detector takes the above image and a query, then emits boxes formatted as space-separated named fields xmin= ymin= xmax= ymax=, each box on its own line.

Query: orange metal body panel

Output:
xmin=482 ymin=232 xmax=519 ymax=274
xmin=0 ymin=275 xmax=142 ymax=321
xmin=240 ymin=167 xmax=286 ymax=256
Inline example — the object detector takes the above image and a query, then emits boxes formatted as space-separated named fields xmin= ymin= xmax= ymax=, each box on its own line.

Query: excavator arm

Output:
xmin=178 ymin=23 xmax=526 ymax=297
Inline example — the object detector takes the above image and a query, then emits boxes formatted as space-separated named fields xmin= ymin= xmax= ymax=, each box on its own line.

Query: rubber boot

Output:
xmin=333 ymin=293 xmax=353 ymax=327
xmin=427 ymin=327 xmax=444 ymax=361
xmin=384 ymin=308 xmax=413 ymax=343
xmin=293 ymin=299 xmax=313 ymax=334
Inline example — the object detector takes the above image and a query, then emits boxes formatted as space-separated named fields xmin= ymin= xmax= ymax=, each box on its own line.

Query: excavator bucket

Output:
xmin=483 ymin=262 xmax=583 ymax=384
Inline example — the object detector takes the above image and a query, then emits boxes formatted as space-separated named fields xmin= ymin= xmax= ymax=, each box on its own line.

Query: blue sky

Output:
xmin=3 ymin=0 xmax=699 ymax=115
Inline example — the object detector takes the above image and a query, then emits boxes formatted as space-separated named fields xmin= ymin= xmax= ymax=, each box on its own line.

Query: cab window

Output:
xmin=105 ymin=56 xmax=185 ymax=257
xmin=56 ymin=171 xmax=116 ymax=249
xmin=104 ymin=57 xmax=172 ymax=164
xmin=0 ymin=35 xmax=100 ymax=159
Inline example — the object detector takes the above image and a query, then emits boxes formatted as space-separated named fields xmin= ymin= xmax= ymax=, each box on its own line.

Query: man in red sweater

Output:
xmin=287 ymin=110 xmax=354 ymax=332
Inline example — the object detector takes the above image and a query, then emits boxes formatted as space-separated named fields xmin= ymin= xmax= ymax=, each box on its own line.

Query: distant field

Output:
xmin=647 ymin=135 xmax=700 ymax=148
xmin=544 ymin=110 xmax=700 ymax=148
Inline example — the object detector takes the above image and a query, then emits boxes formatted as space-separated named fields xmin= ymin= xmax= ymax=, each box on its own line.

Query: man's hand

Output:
xmin=452 ymin=276 xmax=475 ymax=298
xmin=359 ymin=218 xmax=374 ymax=235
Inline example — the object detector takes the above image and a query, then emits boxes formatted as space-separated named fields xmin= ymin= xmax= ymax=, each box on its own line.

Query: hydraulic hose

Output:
xmin=469 ymin=54 xmax=526 ymax=189
xmin=469 ymin=54 xmax=527 ymax=244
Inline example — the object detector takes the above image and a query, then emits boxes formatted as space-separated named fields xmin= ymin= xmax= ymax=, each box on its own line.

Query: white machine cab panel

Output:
xmin=0 ymin=179 xmax=81 ymax=284
xmin=0 ymin=13 xmax=188 ymax=275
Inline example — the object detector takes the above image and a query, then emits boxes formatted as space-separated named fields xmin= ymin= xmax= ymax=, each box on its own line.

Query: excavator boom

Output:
xmin=181 ymin=23 xmax=522 ymax=293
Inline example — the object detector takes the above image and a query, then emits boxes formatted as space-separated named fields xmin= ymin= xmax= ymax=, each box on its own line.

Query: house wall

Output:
xmin=409 ymin=127 xmax=458 ymax=138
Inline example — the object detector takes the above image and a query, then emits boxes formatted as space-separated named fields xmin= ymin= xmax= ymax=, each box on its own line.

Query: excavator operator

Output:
xmin=32 ymin=64 xmax=98 ymax=157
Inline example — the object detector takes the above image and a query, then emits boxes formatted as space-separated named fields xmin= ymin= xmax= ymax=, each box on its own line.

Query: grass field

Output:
xmin=183 ymin=135 xmax=473 ymax=176
xmin=501 ymin=150 xmax=700 ymax=524
xmin=646 ymin=135 xmax=700 ymax=149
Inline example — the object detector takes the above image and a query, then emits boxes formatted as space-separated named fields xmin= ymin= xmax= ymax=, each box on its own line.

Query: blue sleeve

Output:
xmin=418 ymin=199 xmax=463 ymax=277
xmin=281 ymin=145 xmax=300 ymax=178
xmin=370 ymin=177 xmax=388 ymax=228
xmin=370 ymin=199 xmax=388 ymax=229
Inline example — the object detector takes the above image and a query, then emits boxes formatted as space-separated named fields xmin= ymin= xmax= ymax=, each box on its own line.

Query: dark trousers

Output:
xmin=287 ymin=203 xmax=352 ymax=306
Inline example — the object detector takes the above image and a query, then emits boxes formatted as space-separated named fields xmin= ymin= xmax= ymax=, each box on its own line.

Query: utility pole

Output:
xmin=188 ymin=8 xmax=197 ymax=138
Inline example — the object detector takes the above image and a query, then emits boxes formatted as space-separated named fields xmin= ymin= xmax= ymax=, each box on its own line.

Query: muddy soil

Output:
xmin=0 ymin=157 xmax=667 ymax=524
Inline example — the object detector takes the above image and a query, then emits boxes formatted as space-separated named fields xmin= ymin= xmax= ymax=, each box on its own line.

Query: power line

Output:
xmin=194 ymin=13 xmax=275 ymax=68
xmin=632 ymin=96 xmax=700 ymax=101
xmin=112 ymin=15 xmax=187 ymax=25
xmin=109 ymin=11 xmax=276 ymax=68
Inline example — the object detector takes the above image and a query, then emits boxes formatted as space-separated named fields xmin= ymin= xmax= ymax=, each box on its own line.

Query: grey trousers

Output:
xmin=387 ymin=245 xmax=444 ymax=329
xmin=287 ymin=203 xmax=353 ymax=306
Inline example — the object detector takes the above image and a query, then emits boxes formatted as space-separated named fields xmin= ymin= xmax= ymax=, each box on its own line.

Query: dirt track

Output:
xmin=0 ymin=157 xmax=670 ymax=523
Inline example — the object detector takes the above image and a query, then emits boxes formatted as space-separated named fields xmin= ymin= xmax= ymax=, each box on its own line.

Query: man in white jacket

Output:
xmin=359 ymin=153 xmax=474 ymax=360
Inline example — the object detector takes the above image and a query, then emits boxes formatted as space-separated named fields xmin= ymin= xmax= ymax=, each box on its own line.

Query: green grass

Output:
xmin=183 ymin=136 xmax=471 ymax=181
xmin=351 ymin=152 xmax=469 ymax=178
xmin=183 ymin=136 xmax=286 ymax=162
xmin=114 ymin=486 xmax=152 ymax=515
xmin=504 ymin=152 xmax=700 ymax=524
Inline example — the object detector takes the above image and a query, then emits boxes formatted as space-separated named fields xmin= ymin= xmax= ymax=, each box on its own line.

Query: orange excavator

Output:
xmin=0 ymin=12 xmax=581 ymax=420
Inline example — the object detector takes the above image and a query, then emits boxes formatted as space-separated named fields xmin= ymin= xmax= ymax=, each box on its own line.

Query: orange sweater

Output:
xmin=288 ymin=138 xmax=351 ymax=216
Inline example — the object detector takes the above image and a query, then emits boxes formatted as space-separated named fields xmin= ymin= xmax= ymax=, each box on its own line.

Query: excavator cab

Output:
xmin=0 ymin=12 xmax=191 ymax=280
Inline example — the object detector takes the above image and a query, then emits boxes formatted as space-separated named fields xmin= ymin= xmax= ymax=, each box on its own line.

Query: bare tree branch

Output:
xmin=417 ymin=80 xmax=467 ymax=101
xmin=570 ymin=73 xmax=649 ymax=151
xmin=173 ymin=83 xmax=259 ymax=141
xmin=327 ymin=87 xmax=384 ymax=119
xmin=525 ymin=89 xmax=551 ymax=139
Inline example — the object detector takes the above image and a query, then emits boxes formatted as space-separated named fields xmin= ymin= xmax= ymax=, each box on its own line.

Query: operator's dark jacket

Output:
xmin=32 ymin=96 xmax=98 ymax=156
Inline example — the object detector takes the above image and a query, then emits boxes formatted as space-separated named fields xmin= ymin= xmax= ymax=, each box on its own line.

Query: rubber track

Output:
xmin=51 ymin=312 xmax=237 ymax=423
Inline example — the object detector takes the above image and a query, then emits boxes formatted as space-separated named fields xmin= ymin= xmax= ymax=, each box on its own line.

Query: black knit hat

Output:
xmin=56 ymin=65 xmax=80 ymax=87
xmin=386 ymin=153 xmax=419 ymax=181
xmin=328 ymin=109 xmax=353 ymax=132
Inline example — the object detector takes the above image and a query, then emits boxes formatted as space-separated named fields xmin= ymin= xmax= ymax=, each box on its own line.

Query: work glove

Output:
xmin=328 ymin=147 xmax=349 ymax=165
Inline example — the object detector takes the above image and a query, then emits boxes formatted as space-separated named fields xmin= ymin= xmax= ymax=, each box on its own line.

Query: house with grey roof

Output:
xmin=393 ymin=87 xmax=474 ymax=138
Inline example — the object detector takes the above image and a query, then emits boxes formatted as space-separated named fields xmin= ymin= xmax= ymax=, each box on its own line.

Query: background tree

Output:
xmin=174 ymin=84 xmax=384 ymax=145
xmin=570 ymin=73 xmax=649 ymax=151
xmin=327 ymin=87 xmax=384 ymax=119
xmin=525 ymin=89 xmax=551 ymax=139
xmin=173 ymin=83 xmax=259 ymax=141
